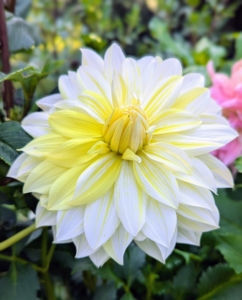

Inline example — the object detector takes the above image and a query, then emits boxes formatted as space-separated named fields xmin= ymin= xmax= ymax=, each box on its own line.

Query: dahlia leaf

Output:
xmin=0 ymin=263 xmax=39 ymax=300
xmin=197 ymin=264 xmax=242 ymax=300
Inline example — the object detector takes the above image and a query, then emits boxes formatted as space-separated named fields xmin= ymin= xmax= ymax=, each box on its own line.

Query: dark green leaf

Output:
xmin=0 ymin=121 xmax=32 ymax=149
xmin=197 ymin=264 xmax=242 ymax=300
xmin=0 ymin=263 xmax=40 ymax=300
xmin=93 ymin=283 xmax=116 ymax=300
xmin=235 ymin=156 xmax=242 ymax=173
xmin=0 ymin=140 xmax=18 ymax=165
xmin=120 ymin=293 xmax=136 ymax=300
xmin=216 ymin=233 xmax=242 ymax=274
xmin=173 ymin=263 xmax=196 ymax=299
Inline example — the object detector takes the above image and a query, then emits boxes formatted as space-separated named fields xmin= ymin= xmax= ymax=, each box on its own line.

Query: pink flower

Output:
xmin=207 ymin=61 xmax=242 ymax=166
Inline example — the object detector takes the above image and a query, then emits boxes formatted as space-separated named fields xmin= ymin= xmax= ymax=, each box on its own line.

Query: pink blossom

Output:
xmin=207 ymin=61 xmax=242 ymax=166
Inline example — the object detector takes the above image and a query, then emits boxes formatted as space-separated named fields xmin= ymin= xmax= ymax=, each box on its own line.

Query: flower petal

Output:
xmin=199 ymin=154 xmax=233 ymax=188
xmin=46 ymin=138 xmax=99 ymax=168
xmin=174 ymin=157 xmax=217 ymax=193
xmin=177 ymin=227 xmax=201 ymax=246
xmin=74 ymin=234 xmax=96 ymax=258
xmin=103 ymin=225 xmax=133 ymax=265
xmin=7 ymin=153 xmax=28 ymax=179
xmin=142 ymin=142 xmax=192 ymax=174
xmin=21 ymin=133 xmax=68 ymax=157
xmin=49 ymin=110 xmax=103 ymax=139
xmin=71 ymin=152 xmax=122 ymax=205
xmin=37 ymin=93 xmax=62 ymax=111
xmin=177 ymin=204 xmax=219 ymax=232
xmin=135 ymin=239 xmax=165 ymax=263
xmin=48 ymin=164 xmax=88 ymax=210
xmin=35 ymin=203 xmax=56 ymax=227
xmin=59 ymin=75 xmax=81 ymax=100
xmin=142 ymin=198 xmax=176 ymax=247
xmin=22 ymin=112 xmax=51 ymax=138
xmin=23 ymin=161 xmax=66 ymax=194
xmin=133 ymin=154 xmax=179 ymax=208
xmin=84 ymin=188 xmax=120 ymax=249
xmin=179 ymin=73 xmax=205 ymax=95
xmin=90 ymin=247 xmax=110 ymax=267
xmin=56 ymin=207 xmax=85 ymax=241
xmin=81 ymin=48 xmax=104 ymax=75
xmin=104 ymin=43 xmax=125 ymax=84
xmin=114 ymin=161 xmax=148 ymax=236
xmin=77 ymin=66 xmax=111 ymax=103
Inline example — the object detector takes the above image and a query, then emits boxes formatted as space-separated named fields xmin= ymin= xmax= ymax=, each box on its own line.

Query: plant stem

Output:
xmin=41 ymin=228 xmax=57 ymax=300
xmin=0 ymin=223 xmax=36 ymax=251
xmin=0 ymin=253 xmax=43 ymax=272
xmin=0 ymin=0 xmax=14 ymax=116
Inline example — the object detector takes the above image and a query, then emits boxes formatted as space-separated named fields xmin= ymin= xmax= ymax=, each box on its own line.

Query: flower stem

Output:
xmin=0 ymin=253 xmax=43 ymax=272
xmin=0 ymin=223 xmax=36 ymax=251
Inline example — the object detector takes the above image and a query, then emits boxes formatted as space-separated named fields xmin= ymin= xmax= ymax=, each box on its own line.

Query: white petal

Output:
xmin=7 ymin=153 xmax=28 ymax=179
xmin=56 ymin=207 xmax=85 ymax=241
xmin=22 ymin=112 xmax=51 ymax=138
xmin=114 ymin=161 xmax=148 ymax=236
xmin=104 ymin=43 xmax=125 ymax=83
xmin=138 ymin=56 xmax=154 ymax=71
xmin=143 ymin=58 xmax=182 ymax=102
xmin=204 ymin=99 xmax=221 ymax=113
xmin=174 ymin=157 xmax=217 ymax=193
xmin=158 ymin=227 xmax=177 ymax=260
xmin=199 ymin=154 xmax=233 ymax=188
xmin=35 ymin=203 xmax=56 ymax=228
xmin=52 ymin=226 xmax=72 ymax=244
xmin=135 ymin=239 xmax=165 ymax=263
xmin=177 ymin=204 xmax=219 ymax=232
xmin=177 ymin=227 xmax=201 ymax=246
xmin=78 ymin=66 xmax=111 ymax=103
xmin=103 ymin=225 xmax=133 ymax=265
xmin=37 ymin=93 xmax=62 ymax=111
xmin=121 ymin=58 xmax=141 ymax=103
xmin=89 ymin=247 xmax=110 ymax=267
xmin=179 ymin=73 xmax=205 ymax=95
xmin=142 ymin=198 xmax=176 ymax=247
xmin=133 ymin=154 xmax=179 ymax=208
xmin=186 ymin=90 xmax=210 ymax=115
xmin=84 ymin=189 xmax=120 ymax=249
xmin=74 ymin=234 xmax=96 ymax=258
xmin=59 ymin=75 xmax=81 ymax=100
xmin=135 ymin=231 xmax=146 ymax=241
xmin=178 ymin=182 xmax=215 ymax=211
xmin=81 ymin=48 xmax=104 ymax=75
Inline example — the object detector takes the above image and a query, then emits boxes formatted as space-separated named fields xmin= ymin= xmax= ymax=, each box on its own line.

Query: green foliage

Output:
xmin=197 ymin=264 xmax=242 ymax=300
xmin=0 ymin=263 xmax=40 ymax=300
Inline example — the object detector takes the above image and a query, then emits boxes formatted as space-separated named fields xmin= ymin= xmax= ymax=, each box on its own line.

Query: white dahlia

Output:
xmin=8 ymin=44 xmax=237 ymax=267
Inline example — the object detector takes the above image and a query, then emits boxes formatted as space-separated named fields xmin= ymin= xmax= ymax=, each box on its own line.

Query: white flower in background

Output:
xmin=8 ymin=43 xmax=237 ymax=267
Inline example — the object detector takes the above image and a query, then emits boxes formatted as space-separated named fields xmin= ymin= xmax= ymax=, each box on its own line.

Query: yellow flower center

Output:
xmin=102 ymin=105 xmax=151 ymax=154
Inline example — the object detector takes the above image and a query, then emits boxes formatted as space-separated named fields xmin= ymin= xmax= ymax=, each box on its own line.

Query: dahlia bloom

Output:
xmin=8 ymin=44 xmax=236 ymax=267
xmin=208 ymin=61 xmax=242 ymax=165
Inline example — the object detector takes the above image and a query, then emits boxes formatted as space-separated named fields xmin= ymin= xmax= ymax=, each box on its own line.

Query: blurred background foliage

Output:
xmin=1 ymin=0 xmax=242 ymax=299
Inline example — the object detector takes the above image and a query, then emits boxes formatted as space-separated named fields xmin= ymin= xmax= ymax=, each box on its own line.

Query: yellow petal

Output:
xmin=70 ymin=152 xmax=122 ymax=205
xmin=47 ymin=164 xmax=89 ymax=210
xmin=49 ymin=110 xmax=103 ymax=138
xmin=21 ymin=134 xmax=68 ymax=157
xmin=46 ymin=138 xmax=100 ymax=167
xmin=23 ymin=161 xmax=66 ymax=194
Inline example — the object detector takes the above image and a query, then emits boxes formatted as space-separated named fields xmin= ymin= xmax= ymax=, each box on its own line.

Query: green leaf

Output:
xmin=15 ymin=0 xmax=32 ymax=19
xmin=0 ymin=121 xmax=31 ymax=165
xmin=235 ymin=156 xmax=242 ymax=173
xmin=0 ymin=121 xmax=32 ymax=149
xmin=197 ymin=264 xmax=242 ymax=300
xmin=93 ymin=283 xmax=116 ymax=300
xmin=216 ymin=233 xmax=242 ymax=274
xmin=0 ymin=62 xmax=63 ymax=105
xmin=0 ymin=263 xmax=40 ymax=300
xmin=173 ymin=263 xmax=196 ymax=299
xmin=120 ymin=293 xmax=136 ymax=300
xmin=6 ymin=14 xmax=41 ymax=53
xmin=235 ymin=33 xmax=242 ymax=61
xmin=0 ymin=140 xmax=18 ymax=165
